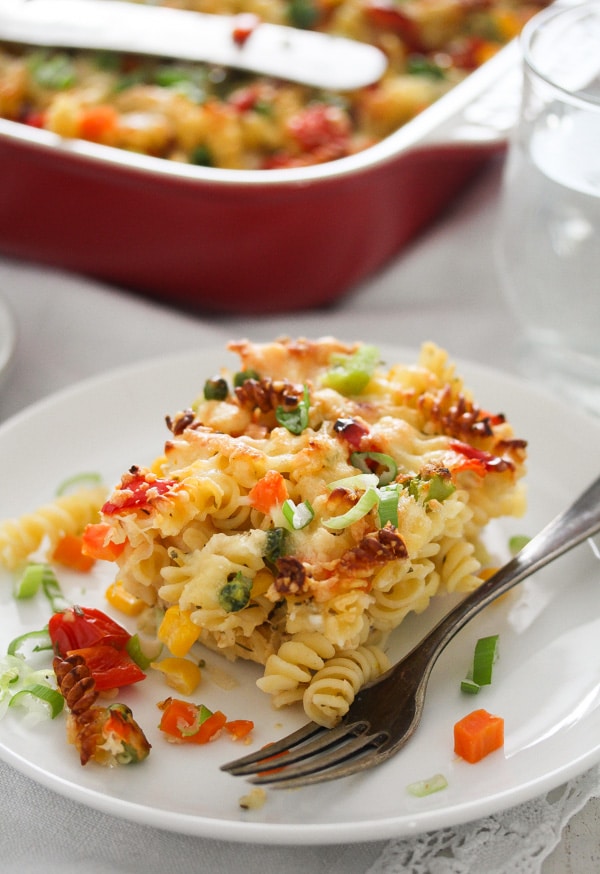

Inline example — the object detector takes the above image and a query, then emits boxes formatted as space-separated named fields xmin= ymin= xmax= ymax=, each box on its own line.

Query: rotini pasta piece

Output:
xmin=256 ymin=632 xmax=337 ymax=706
xmin=285 ymin=589 xmax=372 ymax=649
xmin=368 ymin=561 xmax=433 ymax=631
xmin=189 ymin=604 xmax=270 ymax=650
xmin=160 ymin=529 xmax=267 ymax=611
xmin=434 ymin=537 xmax=482 ymax=593
xmin=0 ymin=485 xmax=107 ymax=569
xmin=303 ymin=645 xmax=391 ymax=727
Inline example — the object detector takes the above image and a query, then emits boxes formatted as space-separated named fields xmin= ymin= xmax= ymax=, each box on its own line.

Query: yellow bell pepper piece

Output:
xmin=251 ymin=568 xmax=274 ymax=598
xmin=105 ymin=581 xmax=146 ymax=617
xmin=157 ymin=605 xmax=201 ymax=657
xmin=151 ymin=657 xmax=202 ymax=696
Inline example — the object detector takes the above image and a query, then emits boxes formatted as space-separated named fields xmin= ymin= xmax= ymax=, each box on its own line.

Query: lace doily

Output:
xmin=367 ymin=766 xmax=600 ymax=874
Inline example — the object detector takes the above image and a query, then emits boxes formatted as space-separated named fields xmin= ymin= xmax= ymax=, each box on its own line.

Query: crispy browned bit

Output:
xmin=418 ymin=461 xmax=453 ymax=482
xmin=419 ymin=386 xmax=505 ymax=442
xmin=497 ymin=438 xmax=528 ymax=459
xmin=339 ymin=524 xmax=408 ymax=575
xmin=166 ymin=408 xmax=196 ymax=435
xmin=53 ymin=654 xmax=151 ymax=767
xmin=235 ymin=377 xmax=304 ymax=414
xmin=53 ymin=653 xmax=98 ymax=717
xmin=70 ymin=707 xmax=108 ymax=766
xmin=324 ymin=488 xmax=360 ymax=517
xmin=274 ymin=557 xmax=308 ymax=595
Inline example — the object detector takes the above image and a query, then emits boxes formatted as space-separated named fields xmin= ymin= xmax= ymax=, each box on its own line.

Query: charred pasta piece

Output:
xmin=53 ymin=654 xmax=151 ymax=766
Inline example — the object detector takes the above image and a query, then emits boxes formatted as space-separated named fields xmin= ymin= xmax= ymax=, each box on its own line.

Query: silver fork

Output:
xmin=221 ymin=472 xmax=600 ymax=789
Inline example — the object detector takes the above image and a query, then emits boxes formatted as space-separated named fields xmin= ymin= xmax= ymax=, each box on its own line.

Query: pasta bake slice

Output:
xmin=87 ymin=338 xmax=527 ymax=726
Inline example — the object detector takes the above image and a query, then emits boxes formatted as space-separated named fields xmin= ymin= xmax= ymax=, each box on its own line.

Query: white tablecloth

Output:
xmin=1 ymin=157 xmax=599 ymax=873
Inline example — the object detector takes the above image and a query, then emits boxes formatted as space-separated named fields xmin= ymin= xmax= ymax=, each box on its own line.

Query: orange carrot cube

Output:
xmin=454 ymin=708 xmax=504 ymax=763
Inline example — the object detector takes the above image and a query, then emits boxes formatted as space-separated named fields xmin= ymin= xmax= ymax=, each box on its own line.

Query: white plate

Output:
xmin=1 ymin=345 xmax=599 ymax=846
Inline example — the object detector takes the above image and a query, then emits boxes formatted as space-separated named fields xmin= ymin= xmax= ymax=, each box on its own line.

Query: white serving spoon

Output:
xmin=0 ymin=0 xmax=387 ymax=90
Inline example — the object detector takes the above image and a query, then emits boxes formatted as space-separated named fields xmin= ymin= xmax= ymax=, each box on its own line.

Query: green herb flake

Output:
xmin=218 ymin=572 xmax=253 ymax=613
xmin=276 ymin=385 xmax=310 ymax=435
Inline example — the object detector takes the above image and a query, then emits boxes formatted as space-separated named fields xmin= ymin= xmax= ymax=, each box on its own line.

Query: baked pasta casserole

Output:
xmin=84 ymin=338 xmax=527 ymax=726
xmin=0 ymin=0 xmax=549 ymax=169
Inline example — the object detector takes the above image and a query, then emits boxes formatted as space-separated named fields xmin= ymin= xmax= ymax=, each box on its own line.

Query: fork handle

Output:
xmin=409 ymin=472 xmax=600 ymax=672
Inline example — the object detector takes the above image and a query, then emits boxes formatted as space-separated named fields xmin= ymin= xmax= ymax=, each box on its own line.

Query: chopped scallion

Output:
xmin=9 ymin=683 xmax=64 ymax=719
xmin=407 ymin=773 xmax=448 ymax=797
xmin=126 ymin=634 xmax=163 ymax=670
xmin=509 ymin=534 xmax=531 ymax=555
xmin=282 ymin=499 xmax=314 ymax=531
xmin=39 ymin=564 xmax=70 ymax=613
xmin=323 ymin=486 xmax=379 ymax=530
xmin=55 ymin=471 xmax=103 ymax=496
xmin=377 ymin=484 xmax=399 ymax=528
xmin=350 ymin=451 xmax=397 ymax=486
xmin=321 ymin=345 xmax=380 ymax=395
xmin=327 ymin=473 xmax=379 ymax=492
xmin=13 ymin=564 xmax=44 ymax=599
xmin=424 ymin=474 xmax=456 ymax=504
xmin=7 ymin=628 xmax=52 ymax=658
xmin=460 ymin=677 xmax=481 ymax=695
xmin=472 ymin=634 xmax=499 ymax=687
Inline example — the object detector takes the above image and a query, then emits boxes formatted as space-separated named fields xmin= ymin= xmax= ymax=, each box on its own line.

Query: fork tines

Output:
xmin=221 ymin=719 xmax=386 ymax=789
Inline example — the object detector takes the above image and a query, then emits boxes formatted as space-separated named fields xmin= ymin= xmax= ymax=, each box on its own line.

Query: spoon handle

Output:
xmin=0 ymin=0 xmax=387 ymax=90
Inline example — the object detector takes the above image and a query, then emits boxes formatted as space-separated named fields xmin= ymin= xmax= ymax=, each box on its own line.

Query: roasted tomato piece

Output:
xmin=49 ymin=606 xmax=131 ymax=655
xmin=102 ymin=468 xmax=178 ymax=515
xmin=66 ymin=644 xmax=146 ymax=691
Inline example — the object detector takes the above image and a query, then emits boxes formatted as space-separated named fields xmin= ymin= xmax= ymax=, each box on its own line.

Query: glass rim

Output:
xmin=521 ymin=1 xmax=600 ymax=108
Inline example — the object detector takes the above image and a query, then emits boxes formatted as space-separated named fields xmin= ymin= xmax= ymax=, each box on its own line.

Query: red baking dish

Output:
xmin=0 ymin=40 xmax=519 ymax=314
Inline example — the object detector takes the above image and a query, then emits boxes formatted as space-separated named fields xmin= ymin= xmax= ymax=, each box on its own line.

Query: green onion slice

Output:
xmin=509 ymin=534 xmax=531 ymax=555
xmin=276 ymin=385 xmax=310 ymax=435
xmin=9 ymin=684 xmax=64 ymax=719
xmin=126 ymin=634 xmax=163 ymax=670
xmin=327 ymin=473 xmax=378 ymax=492
xmin=7 ymin=628 xmax=52 ymax=658
xmin=39 ymin=565 xmax=70 ymax=613
xmin=406 ymin=773 xmax=448 ymax=797
xmin=350 ymin=451 xmax=397 ymax=486
xmin=180 ymin=703 xmax=213 ymax=737
xmin=460 ymin=677 xmax=481 ymax=695
xmin=472 ymin=634 xmax=499 ymax=686
xmin=321 ymin=345 xmax=380 ymax=395
xmin=377 ymin=484 xmax=399 ymax=528
xmin=424 ymin=474 xmax=456 ymax=504
xmin=282 ymin=499 xmax=314 ymax=531
xmin=13 ymin=564 xmax=45 ymax=600
xmin=55 ymin=471 xmax=103 ymax=496
xmin=324 ymin=486 xmax=379 ymax=530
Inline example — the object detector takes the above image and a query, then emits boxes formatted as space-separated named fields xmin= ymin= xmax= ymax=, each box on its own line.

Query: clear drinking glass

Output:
xmin=496 ymin=1 xmax=600 ymax=416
